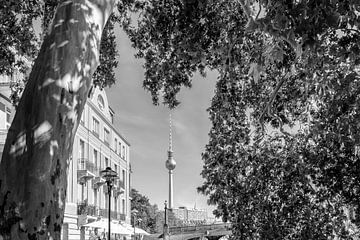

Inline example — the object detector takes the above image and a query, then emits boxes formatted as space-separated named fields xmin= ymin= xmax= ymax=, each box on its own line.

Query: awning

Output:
xmin=122 ymin=223 xmax=150 ymax=235
xmin=83 ymin=219 xmax=133 ymax=235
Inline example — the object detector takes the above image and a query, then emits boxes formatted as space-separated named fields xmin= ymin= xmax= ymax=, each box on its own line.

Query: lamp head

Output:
xmin=100 ymin=167 xmax=118 ymax=182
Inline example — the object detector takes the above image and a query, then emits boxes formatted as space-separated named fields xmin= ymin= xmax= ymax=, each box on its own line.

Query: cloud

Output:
xmin=116 ymin=112 xmax=154 ymax=127
xmin=172 ymin=118 xmax=187 ymax=132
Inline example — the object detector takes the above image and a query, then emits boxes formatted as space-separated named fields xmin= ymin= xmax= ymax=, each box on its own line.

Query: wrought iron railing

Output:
xmin=78 ymin=158 xmax=96 ymax=174
xmin=77 ymin=202 xmax=97 ymax=216
xmin=169 ymin=223 xmax=232 ymax=234
xmin=77 ymin=204 xmax=123 ymax=220
xmin=98 ymin=208 xmax=120 ymax=219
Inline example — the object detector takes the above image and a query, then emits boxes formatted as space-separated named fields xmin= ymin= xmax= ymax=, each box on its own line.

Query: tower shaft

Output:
xmin=168 ymin=170 xmax=174 ymax=209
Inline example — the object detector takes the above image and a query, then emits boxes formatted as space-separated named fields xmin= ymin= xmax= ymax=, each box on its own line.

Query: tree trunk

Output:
xmin=0 ymin=0 xmax=116 ymax=239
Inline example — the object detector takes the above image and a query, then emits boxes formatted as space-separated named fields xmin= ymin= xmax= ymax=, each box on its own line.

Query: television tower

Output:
xmin=165 ymin=113 xmax=176 ymax=209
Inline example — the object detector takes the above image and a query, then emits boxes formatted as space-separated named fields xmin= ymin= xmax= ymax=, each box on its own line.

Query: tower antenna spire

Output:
xmin=165 ymin=111 xmax=176 ymax=209
xmin=169 ymin=112 xmax=172 ymax=152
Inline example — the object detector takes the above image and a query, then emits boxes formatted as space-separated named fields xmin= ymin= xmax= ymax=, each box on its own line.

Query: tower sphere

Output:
xmin=166 ymin=157 xmax=176 ymax=170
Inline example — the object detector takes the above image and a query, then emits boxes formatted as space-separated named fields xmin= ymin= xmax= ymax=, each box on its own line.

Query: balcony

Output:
xmin=77 ymin=158 xmax=96 ymax=184
xmin=99 ymin=208 xmax=118 ymax=219
xmin=113 ymin=180 xmax=125 ymax=197
xmin=113 ymin=188 xmax=124 ymax=197
xmin=92 ymin=176 xmax=106 ymax=189
xmin=77 ymin=203 xmax=125 ymax=221
xmin=77 ymin=202 xmax=97 ymax=216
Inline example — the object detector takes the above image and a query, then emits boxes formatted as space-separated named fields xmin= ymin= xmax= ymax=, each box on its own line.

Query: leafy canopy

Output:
xmin=119 ymin=0 xmax=360 ymax=238
xmin=0 ymin=0 xmax=119 ymax=104
xmin=2 ymin=0 xmax=360 ymax=238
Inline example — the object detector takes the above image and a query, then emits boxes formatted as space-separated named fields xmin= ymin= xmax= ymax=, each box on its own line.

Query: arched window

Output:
xmin=97 ymin=95 xmax=105 ymax=110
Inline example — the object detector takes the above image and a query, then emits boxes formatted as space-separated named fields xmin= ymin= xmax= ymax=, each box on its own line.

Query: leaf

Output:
xmin=248 ymin=62 xmax=262 ymax=83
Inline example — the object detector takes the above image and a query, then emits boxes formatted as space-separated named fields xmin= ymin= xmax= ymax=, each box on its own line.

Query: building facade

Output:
xmin=63 ymin=87 xmax=131 ymax=240
xmin=0 ymin=76 xmax=16 ymax=156
xmin=0 ymin=74 xmax=132 ymax=239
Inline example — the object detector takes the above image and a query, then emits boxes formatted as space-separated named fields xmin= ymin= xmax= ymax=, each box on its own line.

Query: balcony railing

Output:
xmin=77 ymin=158 xmax=97 ymax=184
xmin=78 ymin=158 xmax=96 ymax=174
xmin=77 ymin=203 xmax=125 ymax=220
xmin=92 ymin=176 xmax=106 ymax=189
xmin=98 ymin=208 xmax=118 ymax=219
xmin=77 ymin=202 xmax=97 ymax=216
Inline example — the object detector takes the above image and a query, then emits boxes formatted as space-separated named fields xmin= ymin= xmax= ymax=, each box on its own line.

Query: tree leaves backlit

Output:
xmin=118 ymin=0 xmax=360 ymax=238
xmin=2 ymin=0 xmax=360 ymax=238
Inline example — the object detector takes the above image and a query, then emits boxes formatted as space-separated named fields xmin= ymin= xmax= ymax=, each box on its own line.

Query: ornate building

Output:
xmin=63 ymin=87 xmax=131 ymax=240
xmin=0 ymin=73 xmax=132 ymax=239
xmin=0 ymin=75 xmax=16 ymax=157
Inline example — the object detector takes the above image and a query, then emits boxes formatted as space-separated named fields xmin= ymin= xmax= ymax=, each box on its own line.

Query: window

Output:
xmin=122 ymin=199 xmax=125 ymax=214
xmin=97 ymin=95 xmax=105 ymax=110
xmin=105 ymin=157 xmax=109 ymax=167
xmin=118 ymin=142 xmax=121 ymax=156
xmin=94 ymin=190 xmax=97 ymax=207
xmin=104 ymin=128 xmax=110 ymax=145
xmin=92 ymin=117 xmax=99 ymax=136
xmin=79 ymin=140 xmax=85 ymax=159
xmin=80 ymin=111 xmax=85 ymax=125
xmin=122 ymin=169 xmax=126 ymax=182
xmin=114 ymin=196 xmax=118 ymax=213
xmin=93 ymin=149 xmax=98 ymax=169
xmin=122 ymin=146 xmax=125 ymax=159
xmin=0 ymin=102 xmax=5 ymax=112
xmin=5 ymin=107 xmax=11 ymax=128
xmin=6 ymin=107 xmax=10 ymax=123
xmin=114 ymin=164 xmax=118 ymax=174
xmin=114 ymin=138 xmax=118 ymax=153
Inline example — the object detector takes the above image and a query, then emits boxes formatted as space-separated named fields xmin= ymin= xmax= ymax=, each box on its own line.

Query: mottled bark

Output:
xmin=0 ymin=0 xmax=116 ymax=239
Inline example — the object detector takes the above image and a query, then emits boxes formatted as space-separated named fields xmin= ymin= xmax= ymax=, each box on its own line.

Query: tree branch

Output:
xmin=256 ymin=3 xmax=261 ymax=20
xmin=259 ymin=75 xmax=287 ymax=126
xmin=237 ymin=0 xmax=253 ymax=20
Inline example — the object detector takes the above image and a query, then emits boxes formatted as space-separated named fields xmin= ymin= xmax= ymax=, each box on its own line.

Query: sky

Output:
xmin=106 ymin=28 xmax=219 ymax=215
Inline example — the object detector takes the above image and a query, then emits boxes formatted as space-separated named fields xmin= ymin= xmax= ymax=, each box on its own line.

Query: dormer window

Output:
xmin=97 ymin=95 xmax=105 ymax=110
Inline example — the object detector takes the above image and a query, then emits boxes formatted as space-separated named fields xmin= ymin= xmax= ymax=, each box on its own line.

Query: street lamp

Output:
xmin=100 ymin=167 xmax=118 ymax=240
xmin=131 ymin=209 xmax=138 ymax=240
xmin=163 ymin=201 xmax=168 ymax=239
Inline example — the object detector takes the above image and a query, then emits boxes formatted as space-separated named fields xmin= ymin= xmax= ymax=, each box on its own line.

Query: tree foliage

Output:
xmin=130 ymin=188 xmax=157 ymax=233
xmin=0 ymin=0 xmax=119 ymax=104
xmin=1 ymin=0 xmax=360 ymax=239
xmin=118 ymin=0 xmax=360 ymax=238
xmin=130 ymin=188 xmax=181 ymax=233
xmin=0 ymin=1 xmax=40 ymax=75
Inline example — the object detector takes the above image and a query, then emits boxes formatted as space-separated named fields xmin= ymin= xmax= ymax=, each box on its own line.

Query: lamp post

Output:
xmin=131 ymin=209 xmax=138 ymax=240
xmin=100 ymin=167 xmax=118 ymax=240
xmin=163 ymin=201 xmax=168 ymax=239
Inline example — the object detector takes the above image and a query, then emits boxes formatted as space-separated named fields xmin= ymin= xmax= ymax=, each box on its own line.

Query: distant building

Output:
xmin=163 ymin=114 xmax=209 ymax=226
xmin=171 ymin=207 xmax=208 ymax=226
